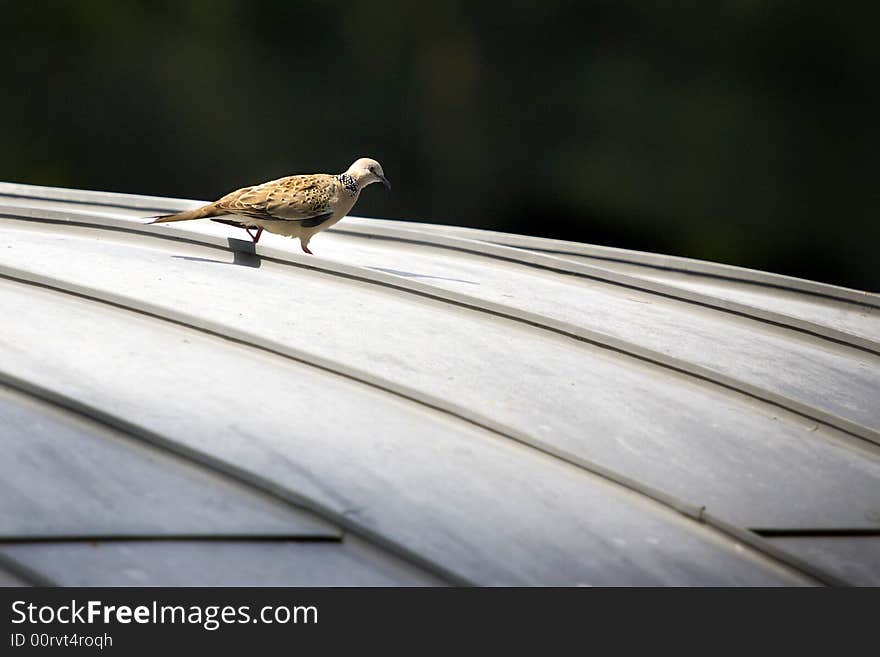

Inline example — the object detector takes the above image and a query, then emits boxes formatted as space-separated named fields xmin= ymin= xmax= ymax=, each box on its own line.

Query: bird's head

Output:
xmin=346 ymin=157 xmax=391 ymax=190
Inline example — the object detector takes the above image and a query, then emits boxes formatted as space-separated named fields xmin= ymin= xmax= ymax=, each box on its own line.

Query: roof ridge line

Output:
xmin=357 ymin=219 xmax=880 ymax=306
xmin=3 ymin=203 xmax=878 ymax=357
xmin=1 ymin=179 xmax=875 ymax=306
xmin=333 ymin=223 xmax=880 ymax=351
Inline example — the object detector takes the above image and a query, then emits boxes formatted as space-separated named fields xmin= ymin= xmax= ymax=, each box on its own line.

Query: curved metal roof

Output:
xmin=0 ymin=181 xmax=877 ymax=586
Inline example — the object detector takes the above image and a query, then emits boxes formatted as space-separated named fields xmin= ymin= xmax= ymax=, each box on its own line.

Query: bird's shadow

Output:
xmin=170 ymin=239 xmax=478 ymax=284
xmin=366 ymin=267 xmax=479 ymax=285
xmin=170 ymin=238 xmax=262 ymax=268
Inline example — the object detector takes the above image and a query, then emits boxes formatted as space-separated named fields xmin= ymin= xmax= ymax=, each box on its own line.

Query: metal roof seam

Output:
xmin=1 ymin=216 xmax=877 ymax=452
xmin=0 ymin=186 xmax=185 ymax=214
xmin=534 ymin=248 xmax=880 ymax=301
xmin=681 ymin=512 xmax=848 ymax=586
xmin=0 ymin=274 xmax=844 ymax=586
xmin=0 ymin=551 xmax=57 ymax=586
xmin=331 ymin=224 xmax=880 ymax=355
xmin=0 ymin=381 xmax=347 ymax=542
xmin=2 ymin=180 xmax=875 ymax=307
xmin=3 ymin=203 xmax=877 ymax=354
xmin=0 ymin=371 xmax=468 ymax=587
xmin=382 ymin=221 xmax=880 ymax=307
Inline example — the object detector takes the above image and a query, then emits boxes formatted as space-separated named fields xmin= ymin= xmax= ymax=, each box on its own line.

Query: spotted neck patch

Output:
xmin=337 ymin=174 xmax=359 ymax=196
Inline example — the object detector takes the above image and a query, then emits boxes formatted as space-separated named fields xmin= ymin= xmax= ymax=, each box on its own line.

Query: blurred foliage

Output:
xmin=1 ymin=1 xmax=877 ymax=289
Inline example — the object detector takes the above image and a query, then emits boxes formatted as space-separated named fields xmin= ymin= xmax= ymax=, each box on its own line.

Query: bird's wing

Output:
xmin=215 ymin=174 xmax=337 ymax=222
xmin=299 ymin=212 xmax=334 ymax=228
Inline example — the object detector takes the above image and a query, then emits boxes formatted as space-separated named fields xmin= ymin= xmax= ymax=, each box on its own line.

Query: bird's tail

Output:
xmin=148 ymin=203 xmax=221 ymax=224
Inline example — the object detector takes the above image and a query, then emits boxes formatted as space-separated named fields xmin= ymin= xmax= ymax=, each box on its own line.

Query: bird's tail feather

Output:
xmin=148 ymin=204 xmax=220 ymax=224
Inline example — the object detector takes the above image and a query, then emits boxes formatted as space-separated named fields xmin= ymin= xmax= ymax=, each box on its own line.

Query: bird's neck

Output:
xmin=336 ymin=173 xmax=360 ymax=196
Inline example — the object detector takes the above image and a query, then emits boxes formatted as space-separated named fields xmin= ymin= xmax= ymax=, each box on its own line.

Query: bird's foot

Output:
xmin=246 ymin=227 xmax=263 ymax=243
xmin=301 ymin=243 xmax=314 ymax=255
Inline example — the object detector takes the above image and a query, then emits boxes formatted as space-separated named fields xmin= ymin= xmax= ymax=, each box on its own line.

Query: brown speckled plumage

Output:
xmin=215 ymin=174 xmax=338 ymax=223
xmin=148 ymin=157 xmax=389 ymax=254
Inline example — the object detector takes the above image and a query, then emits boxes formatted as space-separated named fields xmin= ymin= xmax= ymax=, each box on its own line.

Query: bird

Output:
xmin=147 ymin=157 xmax=390 ymax=254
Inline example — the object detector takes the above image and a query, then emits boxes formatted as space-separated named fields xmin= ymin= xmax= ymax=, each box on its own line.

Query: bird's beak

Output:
xmin=378 ymin=174 xmax=391 ymax=190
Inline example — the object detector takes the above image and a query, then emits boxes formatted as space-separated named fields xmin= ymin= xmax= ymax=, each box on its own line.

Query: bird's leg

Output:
xmin=245 ymin=227 xmax=263 ymax=243
xmin=301 ymin=241 xmax=314 ymax=255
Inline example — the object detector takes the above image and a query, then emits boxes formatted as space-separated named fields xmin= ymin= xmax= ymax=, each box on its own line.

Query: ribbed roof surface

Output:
xmin=0 ymin=182 xmax=878 ymax=586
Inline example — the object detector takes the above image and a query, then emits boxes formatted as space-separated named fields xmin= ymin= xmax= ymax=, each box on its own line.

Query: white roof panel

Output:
xmin=0 ymin=384 xmax=339 ymax=539
xmin=0 ymin=181 xmax=877 ymax=586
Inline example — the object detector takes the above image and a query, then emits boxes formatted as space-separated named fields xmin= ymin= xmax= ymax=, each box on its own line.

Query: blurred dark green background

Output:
xmin=3 ymin=1 xmax=878 ymax=289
